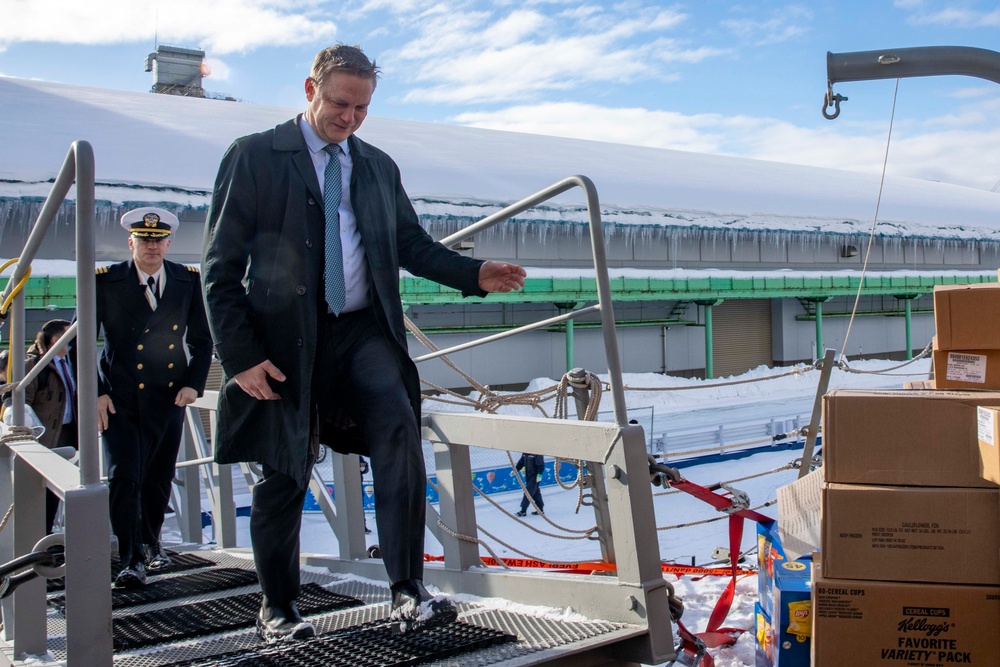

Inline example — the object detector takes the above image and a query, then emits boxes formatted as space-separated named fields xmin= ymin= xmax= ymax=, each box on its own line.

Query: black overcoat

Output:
xmin=202 ymin=117 xmax=484 ymax=487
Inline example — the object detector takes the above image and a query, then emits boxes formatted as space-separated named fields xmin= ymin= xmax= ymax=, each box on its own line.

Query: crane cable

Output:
xmin=839 ymin=79 xmax=900 ymax=362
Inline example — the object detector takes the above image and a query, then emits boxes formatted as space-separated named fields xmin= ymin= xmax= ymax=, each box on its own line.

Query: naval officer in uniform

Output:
xmin=94 ymin=207 xmax=213 ymax=587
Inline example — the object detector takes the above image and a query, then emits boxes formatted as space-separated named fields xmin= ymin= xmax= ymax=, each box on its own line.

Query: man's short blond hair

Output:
xmin=311 ymin=44 xmax=380 ymax=88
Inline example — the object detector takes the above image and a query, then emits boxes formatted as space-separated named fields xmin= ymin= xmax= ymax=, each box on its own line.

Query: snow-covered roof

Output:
xmin=2 ymin=75 xmax=999 ymax=240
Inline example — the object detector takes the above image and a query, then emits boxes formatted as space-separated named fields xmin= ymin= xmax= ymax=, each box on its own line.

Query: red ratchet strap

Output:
xmin=667 ymin=477 xmax=772 ymax=666
xmin=423 ymin=554 xmax=756 ymax=578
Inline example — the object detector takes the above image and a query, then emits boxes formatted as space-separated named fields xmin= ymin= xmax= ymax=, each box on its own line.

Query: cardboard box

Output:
xmin=903 ymin=380 xmax=935 ymax=390
xmin=976 ymin=406 xmax=1000 ymax=485
xmin=755 ymin=601 xmax=811 ymax=667
xmin=812 ymin=571 xmax=1000 ymax=667
xmin=934 ymin=282 xmax=1000 ymax=350
xmin=823 ymin=388 xmax=1000 ymax=488
xmin=821 ymin=483 xmax=1000 ymax=585
xmin=932 ymin=346 xmax=1000 ymax=390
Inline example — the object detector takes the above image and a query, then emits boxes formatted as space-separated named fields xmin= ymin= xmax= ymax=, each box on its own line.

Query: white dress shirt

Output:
xmin=300 ymin=116 xmax=371 ymax=314
xmin=136 ymin=265 xmax=165 ymax=310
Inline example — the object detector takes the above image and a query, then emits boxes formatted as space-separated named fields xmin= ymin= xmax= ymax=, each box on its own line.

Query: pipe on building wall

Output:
xmin=893 ymin=294 xmax=921 ymax=360
xmin=694 ymin=300 xmax=723 ymax=379
xmin=554 ymin=302 xmax=583 ymax=375
xmin=815 ymin=301 xmax=824 ymax=359
xmin=566 ymin=316 xmax=575 ymax=373
xmin=905 ymin=299 xmax=913 ymax=360
xmin=661 ymin=326 xmax=669 ymax=374
xmin=705 ymin=305 xmax=713 ymax=379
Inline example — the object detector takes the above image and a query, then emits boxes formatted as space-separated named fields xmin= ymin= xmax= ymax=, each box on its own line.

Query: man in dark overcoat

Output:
xmin=202 ymin=44 xmax=525 ymax=641
xmin=95 ymin=207 xmax=213 ymax=588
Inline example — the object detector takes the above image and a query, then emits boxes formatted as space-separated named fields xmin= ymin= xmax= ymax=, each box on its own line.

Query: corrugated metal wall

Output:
xmin=711 ymin=299 xmax=772 ymax=378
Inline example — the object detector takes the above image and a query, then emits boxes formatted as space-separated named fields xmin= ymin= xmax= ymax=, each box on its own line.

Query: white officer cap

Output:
xmin=120 ymin=207 xmax=178 ymax=238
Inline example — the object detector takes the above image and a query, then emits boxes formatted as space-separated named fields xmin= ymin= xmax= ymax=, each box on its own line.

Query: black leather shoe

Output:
xmin=389 ymin=579 xmax=457 ymax=634
xmin=515 ymin=509 xmax=527 ymax=517
xmin=143 ymin=542 xmax=173 ymax=570
xmin=114 ymin=562 xmax=147 ymax=589
xmin=256 ymin=598 xmax=316 ymax=643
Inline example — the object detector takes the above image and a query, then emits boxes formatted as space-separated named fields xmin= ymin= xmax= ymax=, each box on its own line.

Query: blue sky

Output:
xmin=2 ymin=1 xmax=999 ymax=190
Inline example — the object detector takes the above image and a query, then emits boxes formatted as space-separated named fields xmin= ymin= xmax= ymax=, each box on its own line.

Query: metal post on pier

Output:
xmin=799 ymin=348 xmax=836 ymax=478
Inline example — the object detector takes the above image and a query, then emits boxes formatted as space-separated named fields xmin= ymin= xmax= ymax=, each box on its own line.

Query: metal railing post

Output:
xmin=0 ymin=141 xmax=112 ymax=665
xmin=799 ymin=348 xmax=836 ymax=478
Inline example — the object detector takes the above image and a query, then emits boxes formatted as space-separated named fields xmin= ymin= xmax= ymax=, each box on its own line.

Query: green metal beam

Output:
xmin=399 ymin=272 xmax=994 ymax=305
xmin=3 ymin=272 xmax=994 ymax=310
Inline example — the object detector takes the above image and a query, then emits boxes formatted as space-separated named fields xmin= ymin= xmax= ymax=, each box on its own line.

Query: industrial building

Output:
xmin=2 ymin=73 xmax=998 ymax=389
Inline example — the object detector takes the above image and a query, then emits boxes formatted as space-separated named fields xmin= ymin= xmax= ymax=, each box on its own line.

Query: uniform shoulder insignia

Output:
xmin=185 ymin=265 xmax=200 ymax=273
xmin=95 ymin=266 xmax=109 ymax=275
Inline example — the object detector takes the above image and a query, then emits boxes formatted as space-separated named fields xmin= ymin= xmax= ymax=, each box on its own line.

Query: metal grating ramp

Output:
xmin=30 ymin=551 xmax=647 ymax=666
xmin=49 ymin=567 xmax=258 ymax=612
xmin=161 ymin=620 xmax=517 ymax=667
xmin=112 ymin=583 xmax=363 ymax=651
xmin=46 ymin=551 xmax=216 ymax=593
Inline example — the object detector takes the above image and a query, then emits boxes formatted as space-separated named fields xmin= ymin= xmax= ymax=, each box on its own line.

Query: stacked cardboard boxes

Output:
xmin=814 ymin=286 xmax=1000 ymax=666
xmin=932 ymin=283 xmax=1000 ymax=390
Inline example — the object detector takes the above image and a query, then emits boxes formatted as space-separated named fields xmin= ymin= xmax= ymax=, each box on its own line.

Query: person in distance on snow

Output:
xmin=515 ymin=453 xmax=545 ymax=517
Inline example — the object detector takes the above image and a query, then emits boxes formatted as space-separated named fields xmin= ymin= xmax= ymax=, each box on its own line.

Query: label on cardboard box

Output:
xmin=945 ymin=352 xmax=988 ymax=383
xmin=977 ymin=406 xmax=1000 ymax=485
xmin=821 ymin=483 xmax=1000 ymax=585
xmin=812 ymin=568 xmax=1000 ymax=667
xmin=978 ymin=406 xmax=997 ymax=447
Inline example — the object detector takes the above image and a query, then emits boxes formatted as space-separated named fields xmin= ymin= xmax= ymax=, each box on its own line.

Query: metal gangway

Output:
xmin=0 ymin=142 xmax=679 ymax=666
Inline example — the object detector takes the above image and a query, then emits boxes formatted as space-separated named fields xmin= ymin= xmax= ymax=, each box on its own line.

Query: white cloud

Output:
xmin=721 ymin=5 xmax=812 ymax=46
xmin=903 ymin=3 xmax=1000 ymax=26
xmin=375 ymin=2 xmax=718 ymax=104
xmin=948 ymin=85 xmax=997 ymax=99
xmin=450 ymin=101 xmax=1000 ymax=189
xmin=0 ymin=0 xmax=339 ymax=54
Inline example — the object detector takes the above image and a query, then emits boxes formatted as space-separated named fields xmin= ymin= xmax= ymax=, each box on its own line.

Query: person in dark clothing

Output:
xmin=95 ymin=207 xmax=213 ymax=588
xmin=515 ymin=453 xmax=545 ymax=517
xmin=22 ymin=319 xmax=77 ymax=533
xmin=202 ymin=43 xmax=526 ymax=641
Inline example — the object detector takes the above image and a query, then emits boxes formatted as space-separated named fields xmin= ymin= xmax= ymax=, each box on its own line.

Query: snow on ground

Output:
xmin=163 ymin=356 xmax=933 ymax=666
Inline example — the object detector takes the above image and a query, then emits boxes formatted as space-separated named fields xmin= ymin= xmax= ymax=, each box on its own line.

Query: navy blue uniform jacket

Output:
xmin=95 ymin=260 xmax=213 ymax=436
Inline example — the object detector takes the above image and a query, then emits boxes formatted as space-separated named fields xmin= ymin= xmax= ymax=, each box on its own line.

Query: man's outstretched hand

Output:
xmin=478 ymin=261 xmax=526 ymax=293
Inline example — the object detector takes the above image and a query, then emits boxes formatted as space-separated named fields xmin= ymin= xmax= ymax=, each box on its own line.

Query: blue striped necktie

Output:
xmin=323 ymin=143 xmax=346 ymax=314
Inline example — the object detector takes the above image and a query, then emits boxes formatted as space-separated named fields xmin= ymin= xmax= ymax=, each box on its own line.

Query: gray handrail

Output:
xmin=3 ymin=142 xmax=99 ymax=487
xmin=0 ymin=140 xmax=112 ymax=666
xmin=432 ymin=175 xmax=628 ymax=425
